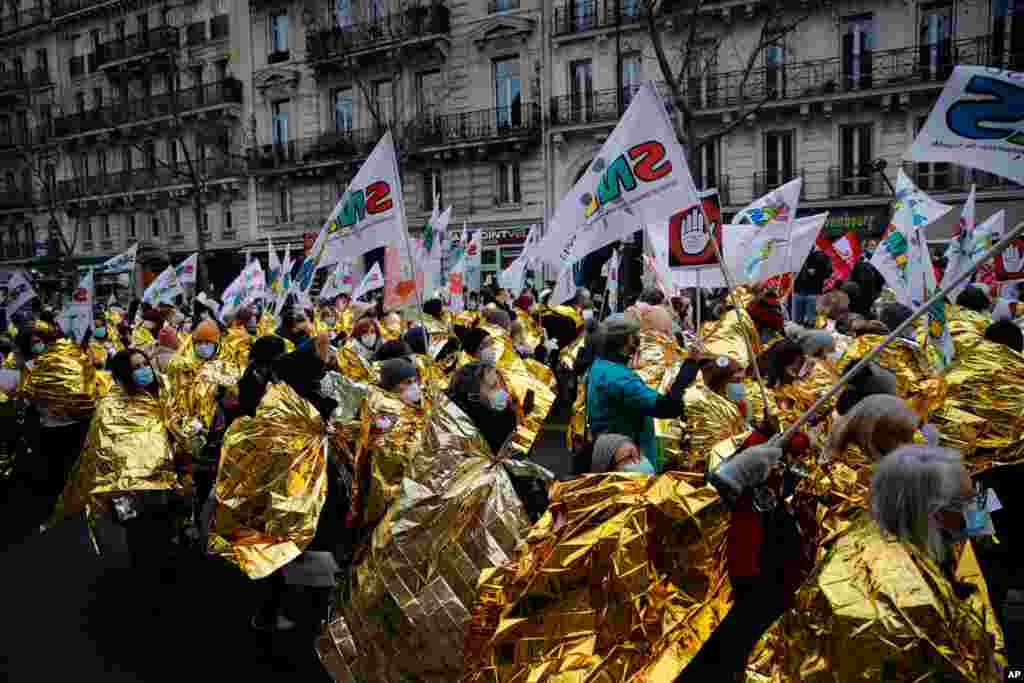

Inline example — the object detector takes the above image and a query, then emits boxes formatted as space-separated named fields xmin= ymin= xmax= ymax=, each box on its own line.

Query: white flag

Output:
xmin=96 ymin=243 xmax=138 ymax=274
xmin=734 ymin=177 xmax=803 ymax=229
xmin=353 ymin=262 xmax=384 ymax=301
xmin=940 ymin=185 xmax=977 ymax=301
xmin=605 ymin=249 xmax=621 ymax=314
xmin=537 ymin=81 xmax=701 ymax=268
xmin=906 ymin=66 xmax=1024 ymax=186
xmin=5 ymin=270 xmax=37 ymax=319
xmin=300 ymin=130 xmax=405 ymax=286
xmin=274 ymin=243 xmax=293 ymax=315
xmin=174 ymin=253 xmax=198 ymax=288
xmin=894 ymin=169 xmax=953 ymax=229
xmin=319 ymin=260 xmax=354 ymax=301
xmin=464 ymin=229 xmax=482 ymax=293
xmin=59 ymin=269 xmax=94 ymax=344
xmin=143 ymin=265 xmax=184 ymax=306
xmin=871 ymin=202 xmax=926 ymax=307
xmin=220 ymin=260 xmax=265 ymax=321
xmin=551 ymin=262 xmax=578 ymax=305
xmin=725 ymin=212 xmax=828 ymax=286
xmin=267 ymin=238 xmax=282 ymax=293
xmin=497 ymin=224 xmax=538 ymax=297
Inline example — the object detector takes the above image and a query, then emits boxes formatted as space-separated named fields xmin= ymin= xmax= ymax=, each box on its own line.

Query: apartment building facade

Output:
xmin=545 ymin=0 xmax=1024 ymax=258
xmin=0 ymin=0 xmax=254 ymax=294
xmin=4 ymin=0 xmax=1022 ymax=293
xmin=245 ymin=0 xmax=545 ymax=285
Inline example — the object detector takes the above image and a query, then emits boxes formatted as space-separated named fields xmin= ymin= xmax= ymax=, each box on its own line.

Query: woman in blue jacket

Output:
xmin=586 ymin=316 xmax=703 ymax=471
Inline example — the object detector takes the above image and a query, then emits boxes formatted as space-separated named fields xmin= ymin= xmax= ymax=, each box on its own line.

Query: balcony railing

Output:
xmin=404 ymin=103 xmax=542 ymax=149
xmin=58 ymin=156 xmax=244 ymax=200
xmin=826 ymin=167 xmax=887 ymax=199
xmin=53 ymin=0 xmax=110 ymax=18
xmin=901 ymin=162 xmax=1023 ymax=195
xmin=248 ymin=127 xmax=384 ymax=171
xmin=53 ymin=79 xmax=242 ymax=137
xmin=753 ymin=169 xmax=805 ymax=198
xmin=680 ymin=35 xmax=1009 ymax=112
xmin=549 ymin=86 xmax=643 ymax=126
xmin=552 ymin=0 xmax=645 ymax=37
xmin=0 ymin=5 xmax=48 ymax=35
xmin=95 ymin=26 xmax=179 ymax=68
xmin=307 ymin=4 xmax=451 ymax=65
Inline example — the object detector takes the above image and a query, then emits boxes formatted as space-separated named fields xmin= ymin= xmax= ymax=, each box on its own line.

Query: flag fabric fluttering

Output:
xmin=734 ymin=177 xmax=802 ymax=229
xmin=353 ymin=262 xmax=384 ymax=301
xmin=297 ymin=130 xmax=405 ymax=291
xmin=725 ymin=212 xmax=827 ymax=287
xmin=96 ymin=243 xmax=138 ymax=274
xmin=906 ymin=65 xmax=1024 ymax=186
xmin=275 ymin=244 xmax=293 ymax=315
xmin=604 ymin=249 xmax=621 ymax=314
xmin=319 ymin=260 xmax=354 ymax=301
xmin=174 ymin=253 xmax=198 ymax=289
xmin=267 ymin=238 xmax=282 ymax=293
xmin=59 ymin=269 xmax=94 ymax=344
xmin=818 ymin=230 xmax=862 ymax=291
xmin=497 ymin=223 xmax=539 ymax=297
xmin=894 ymin=169 xmax=953 ymax=229
xmin=220 ymin=260 xmax=265 ymax=321
xmin=940 ymin=185 xmax=977 ymax=301
xmin=143 ymin=265 xmax=185 ymax=306
xmin=537 ymin=81 xmax=701 ymax=269
xmin=4 ymin=270 xmax=36 ymax=319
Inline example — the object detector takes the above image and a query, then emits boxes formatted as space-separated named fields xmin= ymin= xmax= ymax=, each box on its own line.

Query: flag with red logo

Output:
xmin=817 ymin=230 xmax=862 ymax=291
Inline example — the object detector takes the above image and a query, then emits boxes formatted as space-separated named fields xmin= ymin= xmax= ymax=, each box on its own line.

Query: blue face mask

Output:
xmin=132 ymin=366 xmax=155 ymax=387
xmin=31 ymin=341 xmax=46 ymax=355
xmin=725 ymin=382 xmax=747 ymax=402
xmin=489 ymin=389 xmax=509 ymax=412
xmin=94 ymin=328 xmax=107 ymax=339
xmin=196 ymin=343 xmax=217 ymax=360
xmin=620 ymin=459 xmax=655 ymax=475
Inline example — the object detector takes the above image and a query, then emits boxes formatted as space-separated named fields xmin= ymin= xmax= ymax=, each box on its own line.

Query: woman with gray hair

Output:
xmin=871 ymin=445 xmax=976 ymax=563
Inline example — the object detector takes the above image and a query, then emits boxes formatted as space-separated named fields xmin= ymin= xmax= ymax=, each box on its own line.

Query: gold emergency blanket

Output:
xmin=700 ymin=307 xmax=758 ymax=369
xmin=745 ymin=514 xmax=1005 ymax=683
xmin=632 ymin=332 xmax=688 ymax=471
xmin=930 ymin=332 xmax=1024 ymax=469
xmin=316 ymin=395 xmax=548 ymax=683
xmin=53 ymin=384 xmax=178 ymax=521
xmin=19 ymin=340 xmax=103 ymax=420
xmin=669 ymin=379 xmax=747 ymax=473
xmin=558 ymin=333 xmax=586 ymax=374
xmin=164 ymin=353 xmax=241 ymax=459
xmin=515 ymin=308 xmax=544 ymax=350
xmin=131 ymin=325 xmax=156 ymax=348
xmin=337 ymin=341 xmax=376 ymax=383
xmin=478 ymin=323 xmax=556 ymax=457
xmin=350 ymin=387 xmax=427 ymax=531
xmin=219 ymin=327 xmax=253 ymax=373
xmin=462 ymin=472 xmax=733 ymax=683
xmin=839 ymin=335 xmax=946 ymax=420
xmin=421 ymin=315 xmax=460 ymax=365
xmin=207 ymin=382 xmax=328 ymax=579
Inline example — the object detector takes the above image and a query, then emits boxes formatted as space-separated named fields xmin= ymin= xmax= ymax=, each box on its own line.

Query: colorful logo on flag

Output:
xmin=578 ymin=142 xmax=673 ymax=220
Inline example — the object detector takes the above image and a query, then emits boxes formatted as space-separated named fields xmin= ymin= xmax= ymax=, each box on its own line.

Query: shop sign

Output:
xmin=482 ymin=226 xmax=530 ymax=246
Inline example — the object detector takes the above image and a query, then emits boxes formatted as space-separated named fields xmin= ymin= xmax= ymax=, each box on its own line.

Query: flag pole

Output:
xmin=770 ymin=216 xmax=1024 ymax=448
xmin=705 ymin=231 xmax=772 ymax=420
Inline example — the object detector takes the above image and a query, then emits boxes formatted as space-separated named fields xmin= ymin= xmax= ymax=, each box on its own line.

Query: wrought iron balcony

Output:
xmin=53 ymin=0 xmax=110 ymax=18
xmin=753 ymin=169 xmax=806 ymax=199
xmin=680 ymin=35 xmax=1007 ymax=112
xmin=901 ymin=162 xmax=1023 ymax=195
xmin=826 ymin=167 xmax=887 ymax=199
xmin=248 ymin=127 xmax=383 ymax=172
xmin=552 ymin=0 xmax=645 ymax=37
xmin=58 ymin=156 xmax=244 ymax=200
xmin=53 ymin=79 xmax=242 ymax=138
xmin=0 ymin=5 xmax=48 ymax=35
xmin=404 ymin=103 xmax=542 ymax=150
xmin=95 ymin=26 xmax=179 ymax=69
xmin=306 ymin=4 xmax=450 ymax=67
xmin=0 ymin=189 xmax=33 ymax=209
xmin=549 ymin=86 xmax=642 ymax=126
xmin=488 ymin=0 xmax=520 ymax=11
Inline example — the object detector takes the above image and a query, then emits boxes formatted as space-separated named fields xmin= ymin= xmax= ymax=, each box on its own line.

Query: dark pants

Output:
xmin=41 ymin=421 xmax=90 ymax=499
xmin=676 ymin=577 xmax=790 ymax=682
xmin=257 ymin=568 xmax=288 ymax=623
xmin=122 ymin=499 xmax=174 ymax=574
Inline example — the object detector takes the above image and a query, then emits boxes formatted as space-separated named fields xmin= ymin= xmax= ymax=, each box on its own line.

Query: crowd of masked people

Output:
xmin=0 ymin=246 xmax=1020 ymax=681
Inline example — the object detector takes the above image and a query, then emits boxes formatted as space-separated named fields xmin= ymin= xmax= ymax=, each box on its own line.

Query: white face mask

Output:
xmin=582 ymin=309 xmax=594 ymax=322
xmin=360 ymin=334 xmax=377 ymax=349
xmin=480 ymin=347 xmax=499 ymax=366
xmin=401 ymin=383 xmax=422 ymax=404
